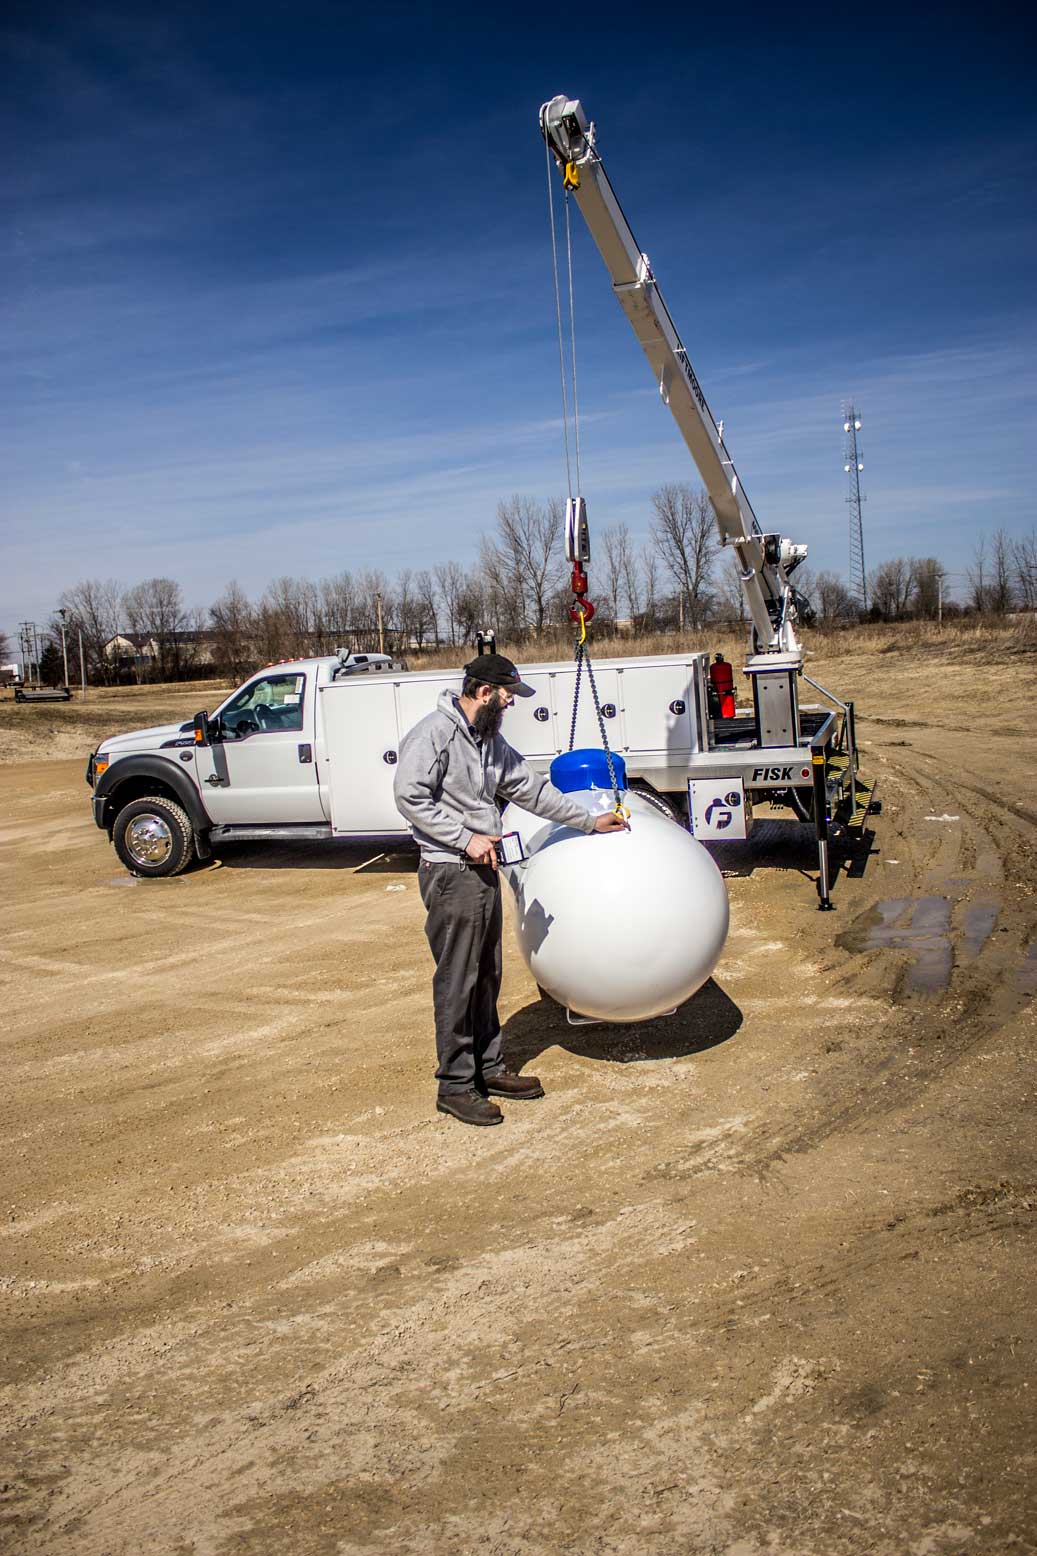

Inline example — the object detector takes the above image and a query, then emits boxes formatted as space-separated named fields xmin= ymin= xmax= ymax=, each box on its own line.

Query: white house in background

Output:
xmin=103 ymin=631 xmax=219 ymax=676
xmin=104 ymin=632 xmax=160 ymax=669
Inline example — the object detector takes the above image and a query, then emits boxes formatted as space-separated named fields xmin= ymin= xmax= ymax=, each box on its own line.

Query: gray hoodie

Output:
xmin=394 ymin=690 xmax=598 ymax=862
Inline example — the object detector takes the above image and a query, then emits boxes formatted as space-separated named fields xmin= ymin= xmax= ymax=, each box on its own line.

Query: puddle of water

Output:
xmin=961 ymin=902 xmax=1000 ymax=961
xmin=837 ymin=897 xmax=953 ymax=994
xmin=108 ymin=876 xmax=141 ymax=888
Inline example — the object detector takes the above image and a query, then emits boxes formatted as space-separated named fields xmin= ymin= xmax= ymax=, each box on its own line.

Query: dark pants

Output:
xmin=418 ymin=859 xmax=504 ymax=1095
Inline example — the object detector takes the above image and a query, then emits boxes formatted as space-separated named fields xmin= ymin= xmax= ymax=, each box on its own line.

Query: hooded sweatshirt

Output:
xmin=394 ymin=689 xmax=598 ymax=862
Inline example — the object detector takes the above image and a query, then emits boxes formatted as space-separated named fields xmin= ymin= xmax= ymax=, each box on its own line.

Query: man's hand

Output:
xmin=594 ymin=812 xmax=630 ymax=833
xmin=465 ymin=833 xmax=501 ymax=869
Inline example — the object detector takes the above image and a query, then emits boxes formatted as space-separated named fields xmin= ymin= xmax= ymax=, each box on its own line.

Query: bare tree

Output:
xmin=477 ymin=536 xmax=525 ymax=643
xmin=352 ymin=571 xmax=393 ymax=652
xmin=252 ymin=576 xmax=318 ymax=662
xmin=318 ymin=571 xmax=358 ymax=650
xmin=965 ymin=532 xmax=1013 ymax=615
xmin=966 ymin=537 xmax=989 ymax=613
xmin=910 ymin=558 xmax=949 ymax=620
xmin=713 ymin=558 xmax=750 ymax=625
xmin=209 ymin=581 xmax=255 ymax=680
xmin=394 ymin=568 xmax=417 ymax=651
xmin=59 ymin=578 xmax=123 ymax=683
xmin=455 ymin=567 xmax=489 ymax=647
xmin=433 ymin=562 xmax=467 ymax=647
xmin=987 ymin=529 xmax=1014 ymax=614
xmin=868 ymin=558 xmax=915 ymax=621
xmin=122 ymin=577 xmax=191 ymax=680
xmin=601 ymin=523 xmax=634 ymax=627
xmin=491 ymin=495 xmax=564 ymax=637
xmin=414 ymin=569 xmax=440 ymax=649
xmin=649 ymin=484 xmax=719 ymax=629
xmin=1011 ymin=530 xmax=1037 ymax=611
xmin=638 ymin=542 xmax=660 ymax=632
xmin=621 ymin=538 xmax=643 ymax=629
xmin=813 ymin=570 xmax=857 ymax=623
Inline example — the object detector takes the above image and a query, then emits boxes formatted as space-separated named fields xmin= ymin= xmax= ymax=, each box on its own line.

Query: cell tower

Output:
xmin=843 ymin=404 xmax=867 ymax=611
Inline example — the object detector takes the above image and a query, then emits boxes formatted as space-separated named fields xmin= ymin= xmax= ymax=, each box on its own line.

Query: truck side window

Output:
xmin=220 ymin=673 xmax=306 ymax=738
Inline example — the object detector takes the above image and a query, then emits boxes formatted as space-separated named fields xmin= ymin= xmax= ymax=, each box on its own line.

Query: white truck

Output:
xmin=87 ymin=648 xmax=732 ymax=878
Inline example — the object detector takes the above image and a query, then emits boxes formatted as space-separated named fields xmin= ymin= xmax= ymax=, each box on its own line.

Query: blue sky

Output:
xmin=4 ymin=1 xmax=1036 ymax=642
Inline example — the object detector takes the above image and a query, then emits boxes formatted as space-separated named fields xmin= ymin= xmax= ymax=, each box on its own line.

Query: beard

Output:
xmin=473 ymin=690 xmax=507 ymax=741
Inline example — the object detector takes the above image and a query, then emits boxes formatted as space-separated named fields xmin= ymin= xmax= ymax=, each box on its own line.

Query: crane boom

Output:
xmin=541 ymin=95 xmax=808 ymax=657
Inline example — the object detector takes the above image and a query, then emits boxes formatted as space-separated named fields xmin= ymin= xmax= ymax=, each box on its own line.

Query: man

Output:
xmin=394 ymin=652 xmax=628 ymax=1127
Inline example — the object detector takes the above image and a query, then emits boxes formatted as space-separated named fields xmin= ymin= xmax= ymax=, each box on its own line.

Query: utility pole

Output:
xmin=376 ymin=592 xmax=385 ymax=656
xmin=58 ymin=607 xmax=70 ymax=687
xmin=937 ymin=574 xmax=943 ymax=627
xmin=843 ymin=405 xmax=867 ymax=612
xmin=18 ymin=621 xmax=40 ymax=686
xmin=78 ymin=628 xmax=87 ymax=700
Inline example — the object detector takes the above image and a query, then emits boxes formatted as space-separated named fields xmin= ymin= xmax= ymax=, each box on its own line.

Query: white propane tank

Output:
xmin=501 ymin=753 xmax=729 ymax=1022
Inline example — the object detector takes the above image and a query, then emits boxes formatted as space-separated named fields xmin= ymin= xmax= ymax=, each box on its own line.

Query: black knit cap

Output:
xmin=463 ymin=653 xmax=536 ymax=698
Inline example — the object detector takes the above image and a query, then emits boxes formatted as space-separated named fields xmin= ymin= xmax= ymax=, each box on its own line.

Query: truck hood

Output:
xmin=97 ymin=722 xmax=193 ymax=756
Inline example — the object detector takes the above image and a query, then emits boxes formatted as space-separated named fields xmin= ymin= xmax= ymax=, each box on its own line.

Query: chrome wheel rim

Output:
xmin=125 ymin=815 xmax=173 ymax=866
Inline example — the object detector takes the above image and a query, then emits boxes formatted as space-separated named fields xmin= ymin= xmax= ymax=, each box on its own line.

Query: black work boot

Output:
xmin=436 ymin=1088 xmax=504 ymax=1126
xmin=481 ymin=1072 xmax=545 ymax=1100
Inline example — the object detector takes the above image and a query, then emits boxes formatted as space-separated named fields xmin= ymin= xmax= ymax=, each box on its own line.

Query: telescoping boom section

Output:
xmin=540 ymin=95 xmax=808 ymax=659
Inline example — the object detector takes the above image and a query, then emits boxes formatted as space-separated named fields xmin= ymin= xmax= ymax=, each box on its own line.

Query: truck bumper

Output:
xmin=91 ymin=793 xmax=109 ymax=831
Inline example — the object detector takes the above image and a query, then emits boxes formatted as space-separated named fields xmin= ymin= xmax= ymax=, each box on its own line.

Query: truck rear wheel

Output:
xmin=113 ymin=796 xmax=195 ymax=878
xmin=630 ymin=783 xmax=683 ymax=823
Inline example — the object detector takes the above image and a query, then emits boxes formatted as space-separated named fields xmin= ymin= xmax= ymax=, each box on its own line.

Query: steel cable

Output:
xmin=545 ymin=137 xmax=573 ymax=500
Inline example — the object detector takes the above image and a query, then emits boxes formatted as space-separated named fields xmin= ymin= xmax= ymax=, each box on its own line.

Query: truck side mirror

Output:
xmin=193 ymin=710 xmax=211 ymax=747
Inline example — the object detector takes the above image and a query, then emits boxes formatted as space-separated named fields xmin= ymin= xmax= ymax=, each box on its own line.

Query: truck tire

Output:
xmin=630 ymin=783 xmax=682 ymax=824
xmin=113 ymin=795 xmax=195 ymax=878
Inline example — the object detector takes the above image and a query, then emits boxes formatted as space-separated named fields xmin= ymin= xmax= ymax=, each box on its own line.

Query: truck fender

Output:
xmin=93 ymin=755 xmax=212 ymax=845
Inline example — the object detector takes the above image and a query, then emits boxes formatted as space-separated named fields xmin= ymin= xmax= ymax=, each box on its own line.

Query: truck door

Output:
xmin=197 ymin=670 xmax=324 ymax=824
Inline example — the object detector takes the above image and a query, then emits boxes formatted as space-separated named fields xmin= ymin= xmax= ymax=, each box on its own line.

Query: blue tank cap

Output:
xmin=550 ymin=748 xmax=627 ymax=793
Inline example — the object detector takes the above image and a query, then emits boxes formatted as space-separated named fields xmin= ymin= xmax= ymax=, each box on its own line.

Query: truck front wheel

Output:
xmin=113 ymin=796 xmax=195 ymax=878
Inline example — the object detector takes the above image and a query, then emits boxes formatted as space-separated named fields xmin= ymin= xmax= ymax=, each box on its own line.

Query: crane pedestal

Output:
xmin=743 ymin=652 xmax=802 ymax=749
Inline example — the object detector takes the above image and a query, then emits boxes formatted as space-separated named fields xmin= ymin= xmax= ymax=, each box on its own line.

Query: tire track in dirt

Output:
xmin=729 ymin=743 xmax=1034 ymax=1170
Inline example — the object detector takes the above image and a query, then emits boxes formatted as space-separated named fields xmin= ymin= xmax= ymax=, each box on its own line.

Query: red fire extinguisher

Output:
xmin=709 ymin=653 xmax=736 ymax=719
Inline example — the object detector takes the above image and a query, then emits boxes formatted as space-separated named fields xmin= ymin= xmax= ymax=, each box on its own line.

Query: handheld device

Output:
xmin=495 ymin=832 xmax=526 ymax=866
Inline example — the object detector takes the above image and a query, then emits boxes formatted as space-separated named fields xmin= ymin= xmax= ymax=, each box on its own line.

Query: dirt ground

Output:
xmin=1 ymin=640 xmax=1035 ymax=1555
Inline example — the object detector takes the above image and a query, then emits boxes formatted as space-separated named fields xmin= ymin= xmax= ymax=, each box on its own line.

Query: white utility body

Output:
xmin=87 ymin=649 xmax=718 ymax=877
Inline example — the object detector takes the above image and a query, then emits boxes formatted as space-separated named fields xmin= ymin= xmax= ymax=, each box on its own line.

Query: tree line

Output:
xmin=7 ymin=489 xmax=1035 ymax=685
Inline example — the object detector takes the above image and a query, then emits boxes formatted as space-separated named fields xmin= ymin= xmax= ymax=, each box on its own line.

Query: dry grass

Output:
xmin=408 ymin=613 xmax=1037 ymax=672
xmin=409 ymin=628 xmax=747 ymax=672
xmin=2 ymin=615 xmax=1032 ymax=765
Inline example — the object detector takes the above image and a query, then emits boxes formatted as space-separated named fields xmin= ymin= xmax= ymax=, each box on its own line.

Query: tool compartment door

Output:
xmin=554 ymin=665 xmax=623 ymax=754
xmin=395 ymin=675 xmax=462 ymax=740
xmin=616 ymin=663 xmax=697 ymax=754
xmin=320 ymin=682 xmax=405 ymax=835
xmin=497 ymin=668 xmax=559 ymax=758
